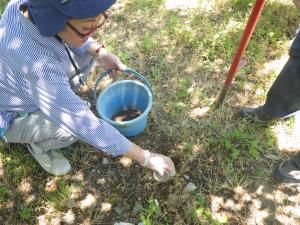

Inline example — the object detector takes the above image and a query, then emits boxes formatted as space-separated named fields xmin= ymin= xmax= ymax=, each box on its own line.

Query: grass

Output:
xmin=1 ymin=0 xmax=300 ymax=224
xmin=0 ymin=0 xmax=7 ymax=15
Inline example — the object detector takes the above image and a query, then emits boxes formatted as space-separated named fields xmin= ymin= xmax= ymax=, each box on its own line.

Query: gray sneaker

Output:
xmin=27 ymin=143 xmax=71 ymax=176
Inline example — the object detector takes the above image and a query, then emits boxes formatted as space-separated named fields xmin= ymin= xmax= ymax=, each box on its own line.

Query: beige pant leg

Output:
xmin=4 ymin=111 xmax=78 ymax=152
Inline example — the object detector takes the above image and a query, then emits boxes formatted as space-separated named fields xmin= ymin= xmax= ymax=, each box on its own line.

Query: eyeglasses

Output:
xmin=67 ymin=12 xmax=108 ymax=38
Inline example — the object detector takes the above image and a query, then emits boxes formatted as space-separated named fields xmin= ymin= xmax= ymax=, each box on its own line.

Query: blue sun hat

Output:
xmin=28 ymin=0 xmax=116 ymax=37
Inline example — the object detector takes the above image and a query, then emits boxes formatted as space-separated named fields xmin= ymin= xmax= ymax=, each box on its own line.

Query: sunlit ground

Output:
xmin=165 ymin=0 xmax=200 ymax=10
xmin=2 ymin=0 xmax=300 ymax=224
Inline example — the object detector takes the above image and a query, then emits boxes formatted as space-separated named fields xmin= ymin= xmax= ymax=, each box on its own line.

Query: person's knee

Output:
xmin=35 ymin=128 xmax=78 ymax=151
xmin=54 ymin=128 xmax=78 ymax=146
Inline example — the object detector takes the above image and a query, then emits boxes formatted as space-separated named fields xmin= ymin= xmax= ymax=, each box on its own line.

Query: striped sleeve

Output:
xmin=28 ymin=61 xmax=131 ymax=156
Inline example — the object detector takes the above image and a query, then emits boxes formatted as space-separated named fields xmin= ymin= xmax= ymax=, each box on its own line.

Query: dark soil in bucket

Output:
xmin=112 ymin=108 xmax=142 ymax=122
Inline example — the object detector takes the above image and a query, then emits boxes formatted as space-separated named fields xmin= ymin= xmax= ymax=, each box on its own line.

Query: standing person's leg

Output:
xmin=239 ymin=56 xmax=300 ymax=121
xmin=239 ymin=30 xmax=300 ymax=121
xmin=4 ymin=111 xmax=78 ymax=175
xmin=262 ymin=56 xmax=300 ymax=117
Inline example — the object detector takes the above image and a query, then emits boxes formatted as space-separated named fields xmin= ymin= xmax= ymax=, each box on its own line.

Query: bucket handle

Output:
xmin=93 ymin=68 xmax=154 ymax=103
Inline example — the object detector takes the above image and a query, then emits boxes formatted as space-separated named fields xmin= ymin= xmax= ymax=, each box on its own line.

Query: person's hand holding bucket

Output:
xmin=94 ymin=46 xmax=127 ymax=74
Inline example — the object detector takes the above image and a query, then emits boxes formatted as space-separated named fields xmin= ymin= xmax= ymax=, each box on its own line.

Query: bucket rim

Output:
xmin=96 ymin=80 xmax=153 ymax=126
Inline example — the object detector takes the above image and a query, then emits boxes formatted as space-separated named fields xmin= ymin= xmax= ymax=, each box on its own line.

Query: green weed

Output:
xmin=0 ymin=0 xmax=297 ymax=224
xmin=209 ymin=127 xmax=266 ymax=161
xmin=129 ymin=0 xmax=163 ymax=11
xmin=186 ymin=194 xmax=228 ymax=225
xmin=140 ymin=197 xmax=160 ymax=225
xmin=140 ymin=35 xmax=157 ymax=53
xmin=0 ymin=185 xmax=8 ymax=203
xmin=1 ymin=147 xmax=42 ymax=185
xmin=177 ymin=79 xmax=190 ymax=100
xmin=45 ymin=179 xmax=71 ymax=210
xmin=119 ymin=51 xmax=131 ymax=64
xmin=183 ymin=142 xmax=194 ymax=153
xmin=19 ymin=207 xmax=33 ymax=220
xmin=149 ymin=66 xmax=162 ymax=82
xmin=139 ymin=197 xmax=171 ymax=225
xmin=0 ymin=0 xmax=7 ymax=15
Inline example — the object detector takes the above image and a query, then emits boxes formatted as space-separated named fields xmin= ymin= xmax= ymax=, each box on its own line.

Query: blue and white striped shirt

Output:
xmin=0 ymin=0 xmax=131 ymax=156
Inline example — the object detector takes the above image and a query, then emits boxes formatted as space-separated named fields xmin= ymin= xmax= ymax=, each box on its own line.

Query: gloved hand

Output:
xmin=95 ymin=48 xmax=127 ymax=72
xmin=141 ymin=150 xmax=176 ymax=182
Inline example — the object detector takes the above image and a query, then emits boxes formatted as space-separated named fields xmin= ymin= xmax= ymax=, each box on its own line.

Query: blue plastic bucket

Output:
xmin=93 ymin=68 xmax=153 ymax=137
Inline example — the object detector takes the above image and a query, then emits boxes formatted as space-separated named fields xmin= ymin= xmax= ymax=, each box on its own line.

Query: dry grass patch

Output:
xmin=1 ymin=0 xmax=300 ymax=224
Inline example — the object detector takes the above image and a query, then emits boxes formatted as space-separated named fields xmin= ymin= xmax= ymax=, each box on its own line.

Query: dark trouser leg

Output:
xmin=262 ymin=57 xmax=300 ymax=118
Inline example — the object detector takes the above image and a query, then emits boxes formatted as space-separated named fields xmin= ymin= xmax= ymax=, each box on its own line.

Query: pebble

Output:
xmin=183 ymin=175 xmax=190 ymax=180
xmin=114 ymin=206 xmax=125 ymax=215
xmin=102 ymin=157 xmax=109 ymax=165
xmin=185 ymin=182 xmax=197 ymax=192
xmin=97 ymin=178 xmax=106 ymax=185
xmin=66 ymin=199 xmax=75 ymax=208
xmin=63 ymin=210 xmax=75 ymax=224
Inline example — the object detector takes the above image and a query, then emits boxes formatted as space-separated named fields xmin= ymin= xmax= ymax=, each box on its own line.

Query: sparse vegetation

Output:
xmin=1 ymin=0 xmax=300 ymax=224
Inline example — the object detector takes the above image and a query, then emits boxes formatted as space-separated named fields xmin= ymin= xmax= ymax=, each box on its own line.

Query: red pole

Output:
xmin=214 ymin=0 xmax=266 ymax=108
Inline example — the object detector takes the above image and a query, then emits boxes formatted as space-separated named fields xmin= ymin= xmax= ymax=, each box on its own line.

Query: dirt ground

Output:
xmin=1 ymin=0 xmax=300 ymax=224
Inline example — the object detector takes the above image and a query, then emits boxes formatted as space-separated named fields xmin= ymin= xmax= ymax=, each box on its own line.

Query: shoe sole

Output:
xmin=273 ymin=159 xmax=300 ymax=185
xmin=27 ymin=145 xmax=71 ymax=176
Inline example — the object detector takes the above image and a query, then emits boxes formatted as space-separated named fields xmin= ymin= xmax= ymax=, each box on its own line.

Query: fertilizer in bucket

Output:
xmin=112 ymin=108 xmax=142 ymax=122
xmin=94 ymin=69 xmax=153 ymax=137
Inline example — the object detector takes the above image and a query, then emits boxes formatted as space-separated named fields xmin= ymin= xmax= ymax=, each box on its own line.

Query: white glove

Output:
xmin=142 ymin=150 xmax=176 ymax=182
xmin=95 ymin=48 xmax=127 ymax=72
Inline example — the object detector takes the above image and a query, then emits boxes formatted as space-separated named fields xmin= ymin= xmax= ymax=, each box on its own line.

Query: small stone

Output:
xmin=114 ymin=206 xmax=125 ymax=215
xmin=45 ymin=179 xmax=58 ymax=192
xmin=183 ymin=175 xmax=190 ymax=180
xmin=63 ymin=210 xmax=75 ymax=224
xmin=185 ymin=182 xmax=197 ymax=192
xmin=97 ymin=178 xmax=106 ymax=185
xmin=66 ymin=199 xmax=75 ymax=208
xmin=25 ymin=194 xmax=36 ymax=204
xmin=102 ymin=157 xmax=109 ymax=165
xmin=101 ymin=202 xmax=112 ymax=212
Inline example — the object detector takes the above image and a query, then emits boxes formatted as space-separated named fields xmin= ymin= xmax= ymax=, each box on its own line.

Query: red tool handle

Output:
xmin=215 ymin=0 xmax=266 ymax=107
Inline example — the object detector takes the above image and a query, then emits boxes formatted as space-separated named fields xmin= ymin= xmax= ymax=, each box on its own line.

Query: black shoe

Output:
xmin=238 ymin=106 xmax=275 ymax=122
xmin=273 ymin=153 xmax=300 ymax=185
